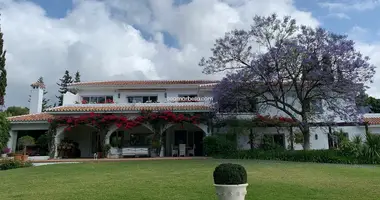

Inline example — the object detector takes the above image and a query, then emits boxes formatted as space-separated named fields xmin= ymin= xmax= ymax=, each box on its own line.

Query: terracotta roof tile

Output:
xmin=30 ymin=82 xmax=45 ymax=89
xmin=46 ymin=104 xmax=212 ymax=113
xmin=364 ymin=117 xmax=380 ymax=125
xmin=199 ymin=83 xmax=218 ymax=88
xmin=7 ymin=113 xmax=53 ymax=122
xmin=69 ymin=80 xmax=219 ymax=87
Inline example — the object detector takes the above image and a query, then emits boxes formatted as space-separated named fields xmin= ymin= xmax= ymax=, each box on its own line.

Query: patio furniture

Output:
xmin=171 ymin=144 xmax=178 ymax=157
xmin=187 ymin=144 xmax=195 ymax=156
xmin=121 ymin=147 xmax=149 ymax=157
xmin=179 ymin=144 xmax=186 ymax=157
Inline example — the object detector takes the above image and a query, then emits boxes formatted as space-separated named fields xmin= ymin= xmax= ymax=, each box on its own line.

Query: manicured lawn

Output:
xmin=1 ymin=159 xmax=380 ymax=200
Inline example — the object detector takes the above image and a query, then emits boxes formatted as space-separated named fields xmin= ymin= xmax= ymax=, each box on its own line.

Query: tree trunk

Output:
xmin=249 ymin=128 xmax=254 ymax=150
xmin=289 ymin=126 xmax=294 ymax=150
xmin=158 ymin=132 xmax=165 ymax=156
xmin=301 ymin=113 xmax=311 ymax=150
xmin=302 ymin=126 xmax=311 ymax=150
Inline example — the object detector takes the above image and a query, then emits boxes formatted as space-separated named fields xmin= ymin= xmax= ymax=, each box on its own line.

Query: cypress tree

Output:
xmin=56 ymin=70 xmax=72 ymax=106
xmin=74 ymin=71 xmax=80 ymax=83
xmin=0 ymin=24 xmax=6 ymax=110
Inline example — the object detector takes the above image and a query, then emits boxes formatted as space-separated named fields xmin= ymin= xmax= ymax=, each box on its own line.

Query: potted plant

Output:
xmin=7 ymin=152 xmax=15 ymax=158
xmin=18 ymin=136 xmax=35 ymax=161
xmin=150 ymin=140 xmax=160 ymax=157
xmin=14 ymin=150 xmax=23 ymax=161
xmin=213 ymin=163 xmax=248 ymax=200
xmin=109 ymin=137 xmax=122 ymax=158
xmin=103 ymin=144 xmax=112 ymax=158
xmin=1 ymin=147 xmax=10 ymax=158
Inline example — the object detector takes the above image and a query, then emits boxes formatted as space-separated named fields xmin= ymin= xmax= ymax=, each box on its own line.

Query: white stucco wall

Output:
xmin=63 ymin=92 xmax=80 ymax=105
xmin=119 ymin=90 xmax=166 ymax=103
xmin=248 ymin=92 xmax=357 ymax=124
xmin=236 ymin=125 xmax=366 ymax=151
xmin=73 ymin=86 xmax=213 ymax=104
xmin=332 ymin=125 xmax=365 ymax=140
xmin=29 ymin=87 xmax=43 ymax=114
xmin=77 ymin=89 xmax=118 ymax=103
xmin=10 ymin=123 xmax=49 ymax=131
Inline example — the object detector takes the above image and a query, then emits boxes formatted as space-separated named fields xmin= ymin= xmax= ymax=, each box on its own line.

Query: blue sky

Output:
xmin=294 ymin=0 xmax=380 ymax=42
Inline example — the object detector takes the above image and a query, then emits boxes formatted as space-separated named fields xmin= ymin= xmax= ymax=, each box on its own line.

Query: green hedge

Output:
xmin=0 ymin=159 xmax=33 ymax=170
xmin=203 ymin=135 xmax=237 ymax=157
xmin=216 ymin=149 xmax=378 ymax=165
xmin=203 ymin=134 xmax=380 ymax=165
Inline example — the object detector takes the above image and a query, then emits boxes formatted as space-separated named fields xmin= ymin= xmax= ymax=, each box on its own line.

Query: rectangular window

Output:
xmin=262 ymin=134 xmax=285 ymax=149
xmin=134 ymin=97 xmax=143 ymax=103
xmin=127 ymin=96 xmax=158 ymax=103
xmin=98 ymin=96 xmax=105 ymax=103
xmin=150 ymin=96 xmax=158 ymax=102
xmin=81 ymin=96 xmax=114 ymax=104
xmin=89 ymin=97 xmax=98 ymax=103
xmin=127 ymin=97 xmax=134 ymax=103
xmin=106 ymin=96 xmax=113 ymax=103
xmin=306 ymin=99 xmax=323 ymax=113
xmin=82 ymin=97 xmax=90 ymax=102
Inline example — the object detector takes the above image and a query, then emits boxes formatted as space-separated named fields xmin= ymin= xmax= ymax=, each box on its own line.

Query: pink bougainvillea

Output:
xmin=49 ymin=111 xmax=203 ymax=132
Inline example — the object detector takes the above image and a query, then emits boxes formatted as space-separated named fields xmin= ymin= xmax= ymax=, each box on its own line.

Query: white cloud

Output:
xmin=346 ymin=26 xmax=380 ymax=98
xmin=319 ymin=0 xmax=380 ymax=12
xmin=0 ymin=0 xmax=319 ymax=107
xmin=355 ymin=41 xmax=380 ymax=97
xmin=326 ymin=12 xmax=351 ymax=19
xmin=348 ymin=26 xmax=369 ymax=40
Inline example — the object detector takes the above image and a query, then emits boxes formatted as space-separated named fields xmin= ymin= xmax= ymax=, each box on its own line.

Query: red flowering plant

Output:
xmin=253 ymin=114 xmax=297 ymax=127
xmin=106 ymin=99 xmax=114 ymax=104
xmin=47 ymin=111 xmax=208 ymax=156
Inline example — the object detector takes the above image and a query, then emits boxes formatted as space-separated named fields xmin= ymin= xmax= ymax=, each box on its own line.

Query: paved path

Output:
xmin=30 ymin=156 xmax=208 ymax=163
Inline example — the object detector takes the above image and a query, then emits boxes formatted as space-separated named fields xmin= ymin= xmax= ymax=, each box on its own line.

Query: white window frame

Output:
xmin=82 ymin=95 xmax=113 ymax=103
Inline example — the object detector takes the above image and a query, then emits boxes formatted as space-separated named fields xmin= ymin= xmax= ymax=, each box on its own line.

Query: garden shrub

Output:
xmin=0 ymin=112 xmax=10 ymax=151
xmin=213 ymin=163 xmax=247 ymax=185
xmin=0 ymin=159 xmax=33 ymax=170
xmin=207 ymin=130 xmax=380 ymax=165
xmin=217 ymin=149 xmax=369 ymax=164
xmin=204 ymin=135 xmax=236 ymax=156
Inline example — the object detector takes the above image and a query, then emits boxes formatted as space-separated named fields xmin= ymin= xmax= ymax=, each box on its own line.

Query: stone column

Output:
xmin=54 ymin=126 xmax=66 ymax=159
xmin=7 ymin=130 xmax=18 ymax=152
xmin=196 ymin=123 xmax=210 ymax=136
xmin=105 ymin=124 xmax=118 ymax=146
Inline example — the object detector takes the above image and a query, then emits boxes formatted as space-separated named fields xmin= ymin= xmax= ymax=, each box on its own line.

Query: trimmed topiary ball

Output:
xmin=213 ymin=163 xmax=247 ymax=185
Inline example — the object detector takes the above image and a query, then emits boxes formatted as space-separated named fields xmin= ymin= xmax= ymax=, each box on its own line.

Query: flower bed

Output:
xmin=0 ymin=159 xmax=33 ymax=170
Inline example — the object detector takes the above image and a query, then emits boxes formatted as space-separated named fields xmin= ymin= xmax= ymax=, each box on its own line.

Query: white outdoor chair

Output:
xmin=179 ymin=144 xmax=186 ymax=157
xmin=171 ymin=144 xmax=178 ymax=157
xmin=187 ymin=144 xmax=195 ymax=156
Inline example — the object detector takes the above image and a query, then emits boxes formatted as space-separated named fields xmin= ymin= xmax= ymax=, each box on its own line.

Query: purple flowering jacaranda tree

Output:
xmin=200 ymin=14 xmax=376 ymax=149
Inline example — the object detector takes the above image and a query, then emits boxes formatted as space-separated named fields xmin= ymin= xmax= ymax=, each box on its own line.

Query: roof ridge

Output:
xmin=45 ymin=106 xmax=64 ymax=111
xmin=68 ymin=79 xmax=220 ymax=86
xmin=7 ymin=112 xmax=49 ymax=119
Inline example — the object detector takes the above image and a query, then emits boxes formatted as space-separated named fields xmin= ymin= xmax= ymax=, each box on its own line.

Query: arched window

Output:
xmin=315 ymin=134 xmax=318 ymax=140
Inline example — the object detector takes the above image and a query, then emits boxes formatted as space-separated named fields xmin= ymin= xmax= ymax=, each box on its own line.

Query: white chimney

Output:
xmin=29 ymin=82 xmax=44 ymax=114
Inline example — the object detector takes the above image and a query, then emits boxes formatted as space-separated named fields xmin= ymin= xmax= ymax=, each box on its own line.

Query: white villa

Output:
xmin=5 ymin=79 xmax=380 ymax=159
